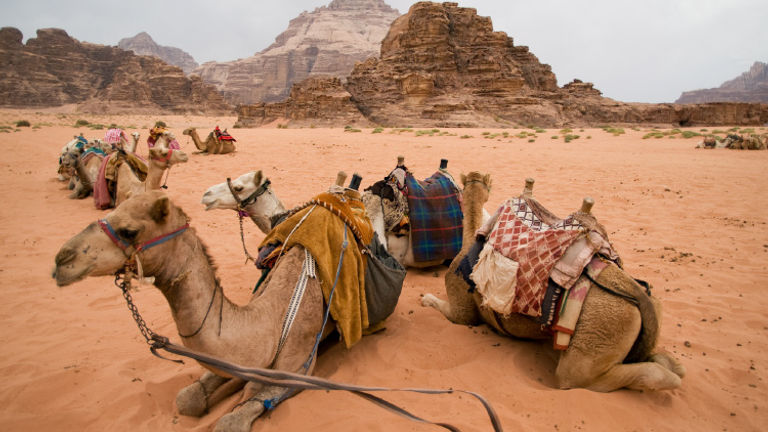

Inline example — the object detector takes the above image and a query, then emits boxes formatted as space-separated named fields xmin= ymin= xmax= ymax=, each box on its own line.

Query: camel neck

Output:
xmin=461 ymin=186 xmax=486 ymax=251
xmin=75 ymin=158 xmax=92 ymax=189
xmin=144 ymin=161 xmax=167 ymax=190
xmin=243 ymin=191 xmax=286 ymax=234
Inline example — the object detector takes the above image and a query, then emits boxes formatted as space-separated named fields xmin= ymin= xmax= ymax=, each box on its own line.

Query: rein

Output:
xmin=226 ymin=177 xmax=272 ymax=264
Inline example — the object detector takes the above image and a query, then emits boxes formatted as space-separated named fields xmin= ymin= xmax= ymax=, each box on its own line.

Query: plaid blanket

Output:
xmin=405 ymin=171 xmax=463 ymax=263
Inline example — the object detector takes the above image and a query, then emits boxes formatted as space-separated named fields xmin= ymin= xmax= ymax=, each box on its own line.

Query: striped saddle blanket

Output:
xmin=405 ymin=171 xmax=463 ymax=263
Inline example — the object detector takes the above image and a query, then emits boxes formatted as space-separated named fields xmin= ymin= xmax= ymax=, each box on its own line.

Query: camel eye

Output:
xmin=118 ymin=228 xmax=138 ymax=241
xmin=234 ymin=185 xmax=244 ymax=192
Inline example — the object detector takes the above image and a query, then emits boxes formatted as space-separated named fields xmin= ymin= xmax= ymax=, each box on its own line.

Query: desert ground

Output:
xmin=0 ymin=109 xmax=766 ymax=431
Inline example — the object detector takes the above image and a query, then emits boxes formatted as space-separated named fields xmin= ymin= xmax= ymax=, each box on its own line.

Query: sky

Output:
xmin=1 ymin=0 xmax=766 ymax=103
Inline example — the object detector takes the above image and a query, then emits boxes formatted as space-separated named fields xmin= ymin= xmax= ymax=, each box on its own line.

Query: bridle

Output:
xmin=98 ymin=217 xmax=219 ymax=343
xmin=150 ymin=148 xmax=176 ymax=189
xmin=226 ymin=177 xmax=271 ymax=264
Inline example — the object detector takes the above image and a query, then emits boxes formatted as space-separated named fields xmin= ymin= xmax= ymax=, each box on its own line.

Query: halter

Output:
xmin=150 ymin=149 xmax=176 ymax=189
xmin=226 ymin=177 xmax=272 ymax=211
xmin=98 ymin=218 xmax=189 ymax=264
xmin=227 ymin=177 xmax=272 ymax=264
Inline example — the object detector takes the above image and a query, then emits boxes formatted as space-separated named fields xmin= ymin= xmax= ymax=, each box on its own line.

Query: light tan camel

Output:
xmin=114 ymin=137 xmax=188 ymax=206
xmin=183 ymin=127 xmax=236 ymax=154
xmin=60 ymin=148 xmax=104 ymax=199
xmin=420 ymin=173 xmax=685 ymax=392
xmin=201 ymin=170 xmax=287 ymax=234
xmin=53 ymin=191 xmax=326 ymax=432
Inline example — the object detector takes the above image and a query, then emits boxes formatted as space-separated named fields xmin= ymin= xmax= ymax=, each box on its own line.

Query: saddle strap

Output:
xmin=272 ymin=248 xmax=316 ymax=365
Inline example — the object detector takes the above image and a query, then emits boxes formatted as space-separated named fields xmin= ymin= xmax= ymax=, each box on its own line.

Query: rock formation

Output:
xmin=192 ymin=0 xmax=400 ymax=104
xmin=0 ymin=27 xmax=231 ymax=114
xmin=237 ymin=2 xmax=768 ymax=128
xmin=676 ymin=61 xmax=768 ymax=104
xmin=118 ymin=32 xmax=199 ymax=74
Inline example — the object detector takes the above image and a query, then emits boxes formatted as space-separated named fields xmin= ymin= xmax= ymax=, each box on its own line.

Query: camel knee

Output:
xmin=420 ymin=293 xmax=442 ymax=309
xmin=176 ymin=372 xmax=230 ymax=417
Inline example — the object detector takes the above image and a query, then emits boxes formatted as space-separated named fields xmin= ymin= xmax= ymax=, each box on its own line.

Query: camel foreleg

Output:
xmin=421 ymin=271 xmax=480 ymax=325
xmin=558 ymin=360 xmax=682 ymax=392
xmin=214 ymin=383 xmax=290 ymax=432
xmin=176 ymin=371 xmax=245 ymax=417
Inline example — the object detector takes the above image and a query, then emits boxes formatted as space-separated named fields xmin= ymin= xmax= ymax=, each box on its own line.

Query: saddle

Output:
xmin=214 ymin=126 xmax=236 ymax=142
xmin=462 ymin=195 xmax=622 ymax=349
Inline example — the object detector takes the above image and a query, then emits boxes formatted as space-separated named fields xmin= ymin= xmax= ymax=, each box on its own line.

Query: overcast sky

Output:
xmin=2 ymin=0 xmax=766 ymax=102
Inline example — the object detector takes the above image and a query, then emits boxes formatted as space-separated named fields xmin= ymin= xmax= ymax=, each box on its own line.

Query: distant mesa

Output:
xmin=118 ymin=32 xmax=199 ymax=75
xmin=0 ymin=27 xmax=230 ymax=114
xmin=237 ymin=2 xmax=768 ymax=128
xmin=192 ymin=0 xmax=401 ymax=105
xmin=676 ymin=61 xmax=768 ymax=104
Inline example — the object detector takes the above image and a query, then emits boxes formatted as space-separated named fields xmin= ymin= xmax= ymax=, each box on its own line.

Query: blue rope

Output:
xmin=264 ymin=226 xmax=348 ymax=410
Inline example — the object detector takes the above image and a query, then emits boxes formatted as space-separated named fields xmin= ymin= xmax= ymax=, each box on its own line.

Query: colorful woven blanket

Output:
xmin=104 ymin=128 xmax=127 ymax=145
xmin=485 ymin=197 xmax=583 ymax=317
xmin=214 ymin=126 xmax=236 ymax=142
xmin=405 ymin=171 xmax=463 ymax=263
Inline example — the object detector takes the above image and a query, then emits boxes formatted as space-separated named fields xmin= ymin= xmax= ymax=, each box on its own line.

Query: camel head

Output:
xmin=60 ymin=148 xmax=84 ymax=174
xmin=53 ymin=191 xmax=188 ymax=286
xmin=460 ymin=171 xmax=492 ymax=204
xmin=201 ymin=170 xmax=267 ymax=211
xmin=148 ymin=147 xmax=189 ymax=168
xmin=182 ymin=127 xmax=194 ymax=136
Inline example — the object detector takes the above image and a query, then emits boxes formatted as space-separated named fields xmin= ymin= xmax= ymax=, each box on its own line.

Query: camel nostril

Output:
xmin=55 ymin=247 xmax=77 ymax=266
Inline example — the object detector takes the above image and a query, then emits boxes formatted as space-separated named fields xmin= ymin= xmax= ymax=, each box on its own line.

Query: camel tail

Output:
xmin=589 ymin=264 xmax=659 ymax=364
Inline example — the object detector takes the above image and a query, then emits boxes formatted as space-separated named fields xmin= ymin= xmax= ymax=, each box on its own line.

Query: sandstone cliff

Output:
xmin=118 ymin=32 xmax=199 ymax=75
xmin=237 ymin=2 xmax=768 ymax=128
xmin=192 ymin=0 xmax=400 ymax=104
xmin=676 ymin=61 xmax=768 ymax=104
xmin=0 ymin=27 xmax=231 ymax=114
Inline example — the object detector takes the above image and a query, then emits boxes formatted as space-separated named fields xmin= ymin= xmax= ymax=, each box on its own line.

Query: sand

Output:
xmin=0 ymin=109 xmax=766 ymax=431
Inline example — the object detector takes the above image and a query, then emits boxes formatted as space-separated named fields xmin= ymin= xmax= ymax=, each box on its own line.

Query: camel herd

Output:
xmin=52 ymin=129 xmax=685 ymax=432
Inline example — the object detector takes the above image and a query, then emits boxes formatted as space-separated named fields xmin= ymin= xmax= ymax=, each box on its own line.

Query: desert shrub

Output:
xmin=16 ymin=120 xmax=31 ymax=127
xmin=415 ymin=129 xmax=436 ymax=136
xmin=680 ymin=131 xmax=700 ymax=139
xmin=551 ymin=135 xmax=559 ymax=139
xmin=740 ymin=128 xmax=755 ymax=134
xmin=277 ymin=124 xmax=288 ymax=129
xmin=564 ymin=134 xmax=580 ymax=143
xmin=372 ymin=127 xmax=384 ymax=134
xmin=344 ymin=125 xmax=362 ymax=133
xmin=502 ymin=132 xmax=509 ymax=138
xmin=74 ymin=119 xmax=90 ymax=127
xmin=460 ymin=135 xmax=473 ymax=139
xmin=481 ymin=131 xmax=491 ymax=135
xmin=87 ymin=123 xmax=106 ymax=130
xmin=603 ymin=127 xmax=625 ymax=136
xmin=534 ymin=128 xmax=546 ymax=134
xmin=528 ymin=138 xmax=536 ymax=142
xmin=560 ymin=128 xmax=572 ymax=134
xmin=586 ymin=136 xmax=592 ymax=139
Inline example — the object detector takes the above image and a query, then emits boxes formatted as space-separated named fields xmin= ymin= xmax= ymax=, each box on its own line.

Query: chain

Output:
xmin=237 ymin=209 xmax=258 ymax=265
xmin=114 ymin=271 xmax=157 ymax=345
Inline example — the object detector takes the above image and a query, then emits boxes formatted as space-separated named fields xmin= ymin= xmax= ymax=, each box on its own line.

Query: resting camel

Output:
xmin=53 ymin=191 xmax=327 ymax=431
xmin=183 ymin=127 xmax=236 ymax=154
xmin=114 ymin=135 xmax=188 ymax=206
xmin=362 ymin=156 xmax=489 ymax=268
xmin=60 ymin=148 xmax=104 ymax=199
xmin=201 ymin=170 xmax=287 ymax=234
xmin=421 ymin=174 xmax=685 ymax=392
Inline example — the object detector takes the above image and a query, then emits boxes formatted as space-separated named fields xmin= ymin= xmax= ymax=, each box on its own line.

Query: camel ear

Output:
xmin=460 ymin=173 xmax=467 ymax=186
xmin=149 ymin=196 xmax=171 ymax=223
xmin=483 ymin=173 xmax=492 ymax=188
xmin=253 ymin=170 xmax=263 ymax=186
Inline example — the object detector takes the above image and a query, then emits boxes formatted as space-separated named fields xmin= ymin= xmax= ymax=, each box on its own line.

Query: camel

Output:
xmin=183 ymin=127 xmax=236 ymax=154
xmin=60 ymin=148 xmax=104 ymax=199
xmin=362 ymin=156 xmax=489 ymax=268
xmin=53 ymin=190 xmax=327 ymax=431
xmin=201 ymin=170 xmax=286 ymax=234
xmin=421 ymin=174 xmax=686 ymax=392
xmin=114 ymin=133 xmax=189 ymax=206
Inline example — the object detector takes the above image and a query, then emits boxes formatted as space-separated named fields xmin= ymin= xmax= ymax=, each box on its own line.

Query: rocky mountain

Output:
xmin=0 ymin=27 xmax=231 ymax=113
xmin=237 ymin=2 xmax=768 ymax=128
xmin=192 ymin=0 xmax=400 ymax=104
xmin=118 ymin=32 xmax=199 ymax=75
xmin=676 ymin=61 xmax=768 ymax=104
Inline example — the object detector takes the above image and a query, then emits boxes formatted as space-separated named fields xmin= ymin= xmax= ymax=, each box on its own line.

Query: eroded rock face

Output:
xmin=235 ymin=76 xmax=367 ymax=127
xmin=118 ymin=32 xmax=199 ymax=75
xmin=0 ymin=27 xmax=231 ymax=113
xmin=192 ymin=0 xmax=400 ymax=104
xmin=236 ymin=2 xmax=768 ymax=127
xmin=676 ymin=62 xmax=768 ymax=104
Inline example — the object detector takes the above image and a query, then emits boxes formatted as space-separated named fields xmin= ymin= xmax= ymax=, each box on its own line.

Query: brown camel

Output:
xmin=60 ymin=148 xmax=104 ymax=199
xmin=420 ymin=173 xmax=685 ymax=392
xmin=115 ymin=143 xmax=189 ymax=206
xmin=53 ymin=191 xmax=326 ymax=432
xmin=183 ymin=127 xmax=236 ymax=154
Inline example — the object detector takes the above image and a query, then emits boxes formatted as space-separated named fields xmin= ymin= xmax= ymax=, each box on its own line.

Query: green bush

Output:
xmin=372 ymin=127 xmax=384 ymax=134
xmin=564 ymin=134 xmax=580 ymax=143
xmin=680 ymin=131 xmax=700 ymax=139
xmin=551 ymin=135 xmax=559 ymax=139
xmin=16 ymin=120 xmax=31 ymax=127
xmin=74 ymin=119 xmax=90 ymax=127
xmin=460 ymin=135 xmax=473 ymax=139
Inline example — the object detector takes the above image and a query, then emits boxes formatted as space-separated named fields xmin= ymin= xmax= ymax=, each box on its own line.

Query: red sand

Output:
xmin=0 ymin=110 xmax=766 ymax=431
